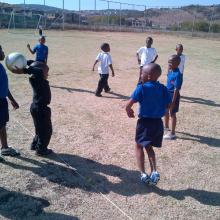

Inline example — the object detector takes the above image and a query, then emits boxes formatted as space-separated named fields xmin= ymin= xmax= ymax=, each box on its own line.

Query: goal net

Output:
xmin=8 ymin=11 xmax=43 ymax=35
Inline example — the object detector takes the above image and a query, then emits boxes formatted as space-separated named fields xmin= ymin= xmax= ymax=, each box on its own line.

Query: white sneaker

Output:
xmin=140 ymin=173 xmax=151 ymax=184
xmin=163 ymin=133 xmax=176 ymax=140
xmin=164 ymin=127 xmax=171 ymax=132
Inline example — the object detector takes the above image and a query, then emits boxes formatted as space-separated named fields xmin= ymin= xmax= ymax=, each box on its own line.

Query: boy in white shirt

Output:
xmin=136 ymin=37 xmax=158 ymax=81
xmin=92 ymin=43 xmax=115 ymax=97
xmin=176 ymin=44 xmax=185 ymax=74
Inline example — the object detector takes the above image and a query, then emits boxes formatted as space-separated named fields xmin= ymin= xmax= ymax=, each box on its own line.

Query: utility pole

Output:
xmin=107 ymin=1 xmax=110 ymax=26
xmin=95 ymin=0 xmax=96 ymax=10
xmin=79 ymin=0 xmax=81 ymax=27
xmin=62 ymin=0 xmax=64 ymax=30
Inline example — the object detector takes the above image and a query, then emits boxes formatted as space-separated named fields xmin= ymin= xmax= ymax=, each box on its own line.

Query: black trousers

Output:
xmin=30 ymin=104 xmax=52 ymax=151
xmin=96 ymin=74 xmax=110 ymax=95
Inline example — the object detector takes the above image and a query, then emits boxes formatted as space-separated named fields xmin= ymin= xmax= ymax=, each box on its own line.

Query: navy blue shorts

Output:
xmin=169 ymin=91 xmax=180 ymax=114
xmin=0 ymin=98 xmax=9 ymax=128
xmin=135 ymin=118 xmax=164 ymax=148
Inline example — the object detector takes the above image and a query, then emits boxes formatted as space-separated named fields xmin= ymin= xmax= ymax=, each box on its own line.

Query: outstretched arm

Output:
xmin=11 ymin=66 xmax=45 ymax=79
xmin=7 ymin=89 xmax=19 ymax=109
xmin=125 ymin=99 xmax=136 ymax=118
xmin=27 ymin=44 xmax=35 ymax=55
xmin=92 ymin=60 xmax=98 ymax=71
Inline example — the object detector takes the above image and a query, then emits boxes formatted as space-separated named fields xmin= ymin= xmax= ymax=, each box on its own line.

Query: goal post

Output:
xmin=8 ymin=11 xmax=43 ymax=35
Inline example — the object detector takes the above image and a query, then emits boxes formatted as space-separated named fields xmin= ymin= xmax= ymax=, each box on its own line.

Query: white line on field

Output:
xmin=11 ymin=116 xmax=133 ymax=220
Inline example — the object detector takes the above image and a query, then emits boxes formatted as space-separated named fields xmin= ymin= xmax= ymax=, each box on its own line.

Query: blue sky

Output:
xmin=2 ymin=0 xmax=220 ymax=10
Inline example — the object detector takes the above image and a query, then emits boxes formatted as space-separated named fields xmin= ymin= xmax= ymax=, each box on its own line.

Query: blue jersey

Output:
xmin=131 ymin=81 xmax=171 ymax=118
xmin=0 ymin=63 xmax=8 ymax=98
xmin=166 ymin=68 xmax=183 ymax=92
xmin=33 ymin=44 xmax=48 ymax=62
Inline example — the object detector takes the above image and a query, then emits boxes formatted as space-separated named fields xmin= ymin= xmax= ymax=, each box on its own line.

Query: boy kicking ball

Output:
xmin=126 ymin=63 xmax=171 ymax=185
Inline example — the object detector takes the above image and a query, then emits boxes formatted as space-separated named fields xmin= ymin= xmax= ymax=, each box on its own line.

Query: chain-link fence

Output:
xmin=0 ymin=0 xmax=220 ymax=36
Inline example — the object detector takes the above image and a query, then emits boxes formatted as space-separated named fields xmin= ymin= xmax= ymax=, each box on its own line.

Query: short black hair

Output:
xmin=146 ymin=37 xmax=153 ymax=43
xmin=39 ymin=35 xmax=46 ymax=40
xmin=176 ymin=44 xmax=183 ymax=50
xmin=101 ymin=43 xmax=110 ymax=52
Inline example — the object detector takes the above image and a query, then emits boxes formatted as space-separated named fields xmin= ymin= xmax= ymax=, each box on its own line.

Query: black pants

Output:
xmin=96 ymin=74 xmax=110 ymax=95
xmin=30 ymin=104 xmax=52 ymax=151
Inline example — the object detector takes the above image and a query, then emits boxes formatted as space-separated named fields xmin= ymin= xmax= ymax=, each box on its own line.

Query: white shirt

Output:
xmin=96 ymin=52 xmax=112 ymax=74
xmin=178 ymin=54 xmax=186 ymax=74
xmin=137 ymin=46 xmax=157 ymax=67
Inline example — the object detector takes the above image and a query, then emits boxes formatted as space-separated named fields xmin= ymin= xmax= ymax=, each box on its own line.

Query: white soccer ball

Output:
xmin=5 ymin=52 xmax=27 ymax=72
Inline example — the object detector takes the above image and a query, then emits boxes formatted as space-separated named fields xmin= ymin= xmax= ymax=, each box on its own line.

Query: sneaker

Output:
xmin=140 ymin=173 xmax=151 ymax=184
xmin=163 ymin=133 xmax=176 ymax=140
xmin=105 ymin=88 xmax=111 ymax=93
xmin=95 ymin=93 xmax=102 ymax=97
xmin=0 ymin=155 xmax=5 ymax=162
xmin=36 ymin=148 xmax=53 ymax=156
xmin=1 ymin=147 xmax=20 ymax=156
xmin=149 ymin=171 xmax=160 ymax=186
xmin=164 ymin=127 xmax=171 ymax=132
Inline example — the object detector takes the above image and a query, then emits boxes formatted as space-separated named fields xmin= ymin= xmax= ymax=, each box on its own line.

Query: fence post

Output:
xmin=120 ymin=3 xmax=122 ymax=31
xmin=107 ymin=1 xmax=110 ymax=27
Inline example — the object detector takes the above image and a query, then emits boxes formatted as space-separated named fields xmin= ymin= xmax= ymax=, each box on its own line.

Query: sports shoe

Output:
xmin=140 ymin=173 xmax=151 ymax=184
xmin=95 ymin=93 xmax=102 ymax=97
xmin=149 ymin=171 xmax=160 ymax=186
xmin=164 ymin=127 xmax=171 ymax=132
xmin=1 ymin=147 xmax=20 ymax=156
xmin=0 ymin=155 xmax=5 ymax=162
xmin=36 ymin=148 xmax=53 ymax=156
xmin=163 ymin=133 xmax=176 ymax=140
xmin=105 ymin=88 xmax=111 ymax=93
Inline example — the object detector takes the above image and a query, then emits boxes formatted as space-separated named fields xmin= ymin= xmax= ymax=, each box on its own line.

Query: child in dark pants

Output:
xmin=0 ymin=45 xmax=20 ymax=160
xmin=126 ymin=63 xmax=171 ymax=185
xmin=92 ymin=43 xmax=115 ymax=97
xmin=12 ymin=61 xmax=52 ymax=156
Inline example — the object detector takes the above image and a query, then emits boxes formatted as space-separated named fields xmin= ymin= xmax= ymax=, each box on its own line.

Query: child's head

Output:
xmin=31 ymin=61 xmax=49 ymax=79
xmin=101 ymin=43 xmax=110 ymax=52
xmin=146 ymin=37 xmax=153 ymax=48
xmin=141 ymin=63 xmax=161 ymax=83
xmin=0 ymin=45 xmax=5 ymax=61
xmin=176 ymin=44 xmax=183 ymax=55
xmin=168 ymin=55 xmax=181 ymax=71
xmin=39 ymin=36 xmax=46 ymax=44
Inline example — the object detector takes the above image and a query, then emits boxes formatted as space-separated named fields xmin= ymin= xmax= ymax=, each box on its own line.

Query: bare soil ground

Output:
xmin=0 ymin=30 xmax=220 ymax=220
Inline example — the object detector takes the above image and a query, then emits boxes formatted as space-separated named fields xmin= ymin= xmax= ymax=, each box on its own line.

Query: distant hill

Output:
xmin=0 ymin=2 xmax=220 ymax=32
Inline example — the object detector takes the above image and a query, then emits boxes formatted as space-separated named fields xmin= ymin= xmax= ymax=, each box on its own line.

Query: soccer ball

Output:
xmin=5 ymin=52 xmax=27 ymax=71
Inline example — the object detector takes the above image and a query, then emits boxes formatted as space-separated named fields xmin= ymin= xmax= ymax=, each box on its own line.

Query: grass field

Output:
xmin=0 ymin=29 xmax=220 ymax=220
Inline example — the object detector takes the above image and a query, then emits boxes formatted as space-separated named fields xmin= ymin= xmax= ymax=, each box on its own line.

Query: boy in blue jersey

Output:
xmin=163 ymin=55 xmax=183 ymax=140
xmin=27 ymin=35 xmax=48 ymax=65
xmin=0 ymin=45 xmax=20 ymax=160
xmin=126 ymin=63 xmax=171 ymax=185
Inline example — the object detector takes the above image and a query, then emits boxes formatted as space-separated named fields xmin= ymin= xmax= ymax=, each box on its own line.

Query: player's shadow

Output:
xmin=177 ymin=131 xmax=220 ymax=148
xmin=148 ymin=187 xmax=220 ymax=207
xmin=51 ymin=85 xmax=129 ymax=100
xmin=0 ymin=187 xmax=78 ymax=220
xmin=3 ymin=154 xmax=220 ymax=206
xmin=181 ymin=95 xmax=220 ymax=107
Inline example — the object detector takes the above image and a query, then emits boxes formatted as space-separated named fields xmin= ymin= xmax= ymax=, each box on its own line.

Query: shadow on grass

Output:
xmin=0 ymin=187 xmax=78 ymax=220
xmin=148 ymin=187 xmax=220 ymax=207
xmin=177 ymin=131 xmax=220 ymax=148
xmin=51 ymin=85 xmax=129 ymax=100
xmin=181 ymin=95 xmax=220 ymax=107
xmin=3 ymin=154 xmax=220 ymax=206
